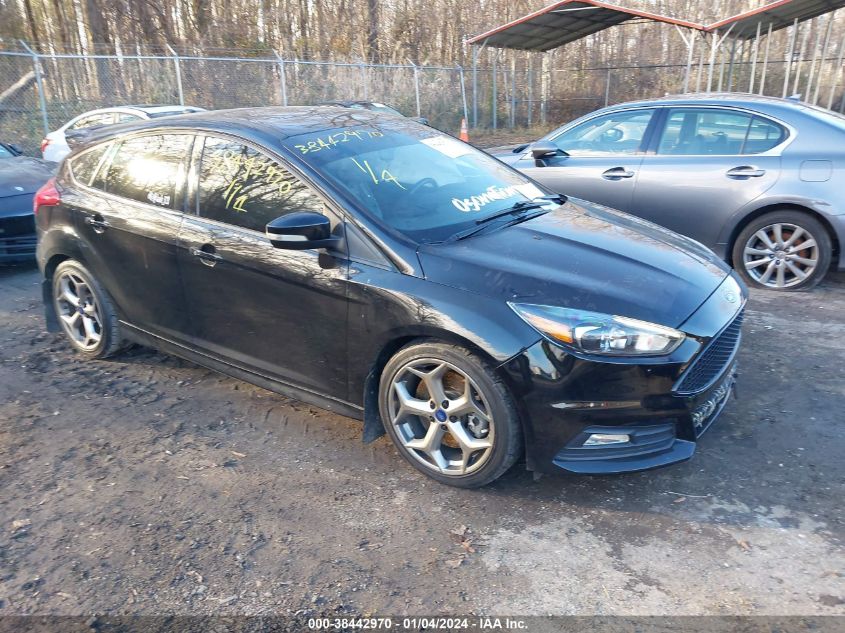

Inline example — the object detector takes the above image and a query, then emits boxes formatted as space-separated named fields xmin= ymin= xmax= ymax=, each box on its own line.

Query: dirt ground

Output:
xmin=0 ymin=260 xmax=844 ymax=620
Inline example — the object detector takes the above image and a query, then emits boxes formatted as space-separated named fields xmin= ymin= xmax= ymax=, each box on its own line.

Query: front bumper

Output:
xmin=0 ymin=213 xmax=37 ymax=262
xmin=503 ymin=274 xmax=746 ymax=475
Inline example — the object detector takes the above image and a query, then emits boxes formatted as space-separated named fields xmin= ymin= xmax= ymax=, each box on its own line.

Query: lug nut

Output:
xmin=429 ymin=401 xmax=436 ymax=410
xmin=441 ymin=400 xmax=449 ymax=409
xmin=449 ymin=415 xmax=457 ymax=422
xmin=440 ymin=424 xmax=447 ymax=431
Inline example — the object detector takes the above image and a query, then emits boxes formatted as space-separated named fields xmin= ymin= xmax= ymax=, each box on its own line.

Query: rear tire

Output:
xmin=52 ymin=260 xmax=124 ymax=359
xmin=732 ymin=211 xmax=831 ymax=291
xmin=379 ymin=341 xmax=522 ymax=488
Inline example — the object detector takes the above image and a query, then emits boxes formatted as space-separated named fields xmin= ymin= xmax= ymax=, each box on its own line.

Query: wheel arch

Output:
xmin=725 ymin=203 xmax=840 ymax=268
xmin=360 ymin=327 xmax=524 ymax=445
xmin=41 ymin=252 xmax=79 ymax=332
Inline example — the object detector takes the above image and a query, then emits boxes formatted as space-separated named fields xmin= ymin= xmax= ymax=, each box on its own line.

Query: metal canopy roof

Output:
xmin=707 ymin=0 xmax=845 ymax=38
xmin=468 ymin=0 xmax=845 ymax=50
xmin=466 ymin=0 xmax=704 ymax=51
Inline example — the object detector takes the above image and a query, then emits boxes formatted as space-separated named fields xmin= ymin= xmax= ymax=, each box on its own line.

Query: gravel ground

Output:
xmin=0 ymin=261 xmax=843 ymax=619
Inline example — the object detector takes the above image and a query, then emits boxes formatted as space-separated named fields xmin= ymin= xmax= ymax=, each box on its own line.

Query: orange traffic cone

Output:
xmin=459 ymin=117 xmax=469 ymax=142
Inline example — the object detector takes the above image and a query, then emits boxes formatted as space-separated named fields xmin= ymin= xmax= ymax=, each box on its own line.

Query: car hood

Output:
xmin=0 ymin=157 xmax=56 ymax=196
xmin=417 ymin=198 xmax=730 ymax=330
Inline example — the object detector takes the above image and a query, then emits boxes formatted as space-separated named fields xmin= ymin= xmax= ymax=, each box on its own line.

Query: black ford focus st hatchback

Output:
xmin=35 ymin=107 xmax=746 ymax=487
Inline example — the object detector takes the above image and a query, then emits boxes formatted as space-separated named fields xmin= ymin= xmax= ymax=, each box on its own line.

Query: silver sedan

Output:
xmin=493 ymin=94 xmax=845 ymax=291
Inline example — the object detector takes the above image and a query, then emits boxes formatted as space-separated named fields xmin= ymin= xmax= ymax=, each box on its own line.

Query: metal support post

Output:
xmin=759 ymin=23 xmax=773 ymax=95
xmin=492 ymin=50 xmax=498 ymax=130
xmin=783 ymin=19 xmax=799 ymax=97
xmin=812 ymin=13 xmax=835 ymax=105
xmin=827 ymin=31 xmax=845 ymax=110
xmin=749 ymin=22 xmax=762 ymax=93
xmin=410 ymin=61 xmax=421 ymax=117
xmin=457 ymin=65 xmax=469 ymax=127
xmin=274 ymin=52 xmax=288 ymax=106
xmin=19 ymin=40 xmax=49 ymax=135
xmin=166 ymin=44 xmax=184 ymax=106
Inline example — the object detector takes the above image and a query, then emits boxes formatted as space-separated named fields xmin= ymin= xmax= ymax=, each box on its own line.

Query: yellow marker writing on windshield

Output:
xmin=350 ymin=158 xmax=406 ymax=190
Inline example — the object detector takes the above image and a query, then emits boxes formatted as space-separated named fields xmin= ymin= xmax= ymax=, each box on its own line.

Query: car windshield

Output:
xmin=285 ymin=122 xmax=550 ymax=242
xmin=0 ymin=145 xmax=14 ymax=159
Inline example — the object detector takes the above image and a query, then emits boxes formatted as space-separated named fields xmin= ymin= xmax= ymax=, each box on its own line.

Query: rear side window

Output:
xmin=744 ymin=116 xmax=787 ymax=154
xmin=69 ymin=113 xmax=115 ymax=131
xmin=658 ymin=108 xmax=787 ymax=155
xmin=103 ymin=134 xmax=190 ymax=209
xmin=197 ymin=136 xmax=323 ymax=232
xmin=69 ymin=143 xmax=110 ymax=186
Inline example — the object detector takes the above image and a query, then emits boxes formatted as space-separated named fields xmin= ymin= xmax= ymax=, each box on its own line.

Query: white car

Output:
xmin=41 ymin=105 xmax=205 ymax=162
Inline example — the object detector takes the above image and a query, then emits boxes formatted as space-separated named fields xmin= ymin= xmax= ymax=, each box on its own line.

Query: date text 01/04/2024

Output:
xmin=306 ymin=617 xmax=528 ymax=630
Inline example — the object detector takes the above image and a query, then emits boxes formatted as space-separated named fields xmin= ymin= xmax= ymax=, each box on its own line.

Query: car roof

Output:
xmin=72 ymin=106 xmax=397 ymax=151
xmin=72 ymin=105 xmax=201 ymax=117
xmin=598 ymin=92 xmax=815 ymax=115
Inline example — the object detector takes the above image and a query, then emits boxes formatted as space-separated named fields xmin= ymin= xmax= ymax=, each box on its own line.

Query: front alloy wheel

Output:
xmin=389 ymin=358 xmax=495 ymax=476
xmin=379 ymin=342 xmax=522 ymax=488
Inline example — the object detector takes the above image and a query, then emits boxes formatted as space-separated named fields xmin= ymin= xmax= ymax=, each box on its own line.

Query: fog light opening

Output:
xmin=583 ymin=433 xmax=630 ymax=447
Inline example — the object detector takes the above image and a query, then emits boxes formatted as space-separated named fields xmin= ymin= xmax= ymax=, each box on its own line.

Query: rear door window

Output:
xmin=656 ymin=108 xmax=785 ymax=155
xmin=103 ymin=134 xmax=190 ymax=209
xmin=69 ymin=143 xmax=111 ymax=186
xmin=197 ymin=136 xmax=324 ymax=232
xmin=743 ymin=116 xmax=788 ymax=154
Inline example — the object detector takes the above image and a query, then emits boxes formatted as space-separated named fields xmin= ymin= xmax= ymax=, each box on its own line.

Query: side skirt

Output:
xmin=121 ymin=323 xmax=365 ymax=421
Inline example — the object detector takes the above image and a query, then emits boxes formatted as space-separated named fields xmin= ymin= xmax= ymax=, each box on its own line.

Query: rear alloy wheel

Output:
xmin=52 ymin=260 xmax=123 ymax=358
xmin=733 ymin=211 xmax=831 ymax=291
xmin=379 ymin=342 xmax=522 ymax=488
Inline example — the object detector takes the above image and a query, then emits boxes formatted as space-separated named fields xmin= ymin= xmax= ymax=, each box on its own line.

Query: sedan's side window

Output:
xmin=116 ymin=113 xmax=143 ymax=123
xmin=198 ymin=137 xmax=324 ymax=233
xmin=550 ymin=109 xmax=655 ymax=156
xmin=69 ymin=113 xmax=115 ymax=131
xmin=744 ymin=116 xmax=788 ymax=154
xmin=656 ymin=109 xmax=784 ymax=156
xmin=102 ymin=134 xmax=190 ymax=209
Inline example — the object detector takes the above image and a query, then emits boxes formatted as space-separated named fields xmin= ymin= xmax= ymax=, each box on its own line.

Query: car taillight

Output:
xmin=34 ymin=178 xmax=60 ymax=215
xmin=40 ymin=138 xmax=50 ymax=153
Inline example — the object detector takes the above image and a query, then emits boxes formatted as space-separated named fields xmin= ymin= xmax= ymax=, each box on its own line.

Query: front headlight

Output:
xmin=508 ymin=303 xmax=685 ymax=356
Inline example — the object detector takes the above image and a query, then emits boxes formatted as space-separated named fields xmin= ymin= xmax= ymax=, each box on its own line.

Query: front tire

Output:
xmin=732 ymin=211 xmax=831 ymax=291
xmin=52 ymin=260 xmax=123 ymax=359
xmin=379 ymin=341 xmax=522 ymax=488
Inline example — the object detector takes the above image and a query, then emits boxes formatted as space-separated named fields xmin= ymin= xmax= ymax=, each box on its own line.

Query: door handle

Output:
xmin=602 ymin=167 xmax=635 ymax=180
xmin=726 ymin=166 xmax=766 ymax=178
xmin=84 ymin=215 xmax=109 ymax=233
xmin=190 ymin=245 xmax=222 ymax=267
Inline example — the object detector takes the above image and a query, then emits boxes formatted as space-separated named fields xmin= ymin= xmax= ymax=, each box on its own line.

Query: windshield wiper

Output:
xmin=474 ymin=200 xmax=547 ymax=225
xmin=446 ymin=205 xmax=551 ymax=242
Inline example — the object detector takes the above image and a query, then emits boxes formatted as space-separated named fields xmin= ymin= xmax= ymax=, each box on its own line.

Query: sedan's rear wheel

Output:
xmin=733 ymin=211 xmax=831 ymax=291
xmin=379 ymin=342 xmax=522 ymax=488
xmin=52 ymin=260 xmax=123 ymax=358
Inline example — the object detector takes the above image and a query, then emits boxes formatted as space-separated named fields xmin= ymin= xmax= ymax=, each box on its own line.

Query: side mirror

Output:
xmin=8 ymin=143 xmax=23 ymax=156
xmin=266 ymin=211 xmax=343 ymax=251
xmin=412 ymin=116 xmax=430 ymax=126
xmin=530 ymin=141 xmax=561 ymax=160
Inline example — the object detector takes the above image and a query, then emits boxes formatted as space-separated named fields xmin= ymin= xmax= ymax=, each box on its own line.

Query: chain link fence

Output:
xmin=1 ymin=45 xmax=843 ymax=154
xmin=0 ymin=47 xmax=476 ymax=154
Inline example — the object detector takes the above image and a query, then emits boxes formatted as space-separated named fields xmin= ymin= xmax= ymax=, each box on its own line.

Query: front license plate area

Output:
xmin=690 ymin=368 xmax=735 ymax=437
